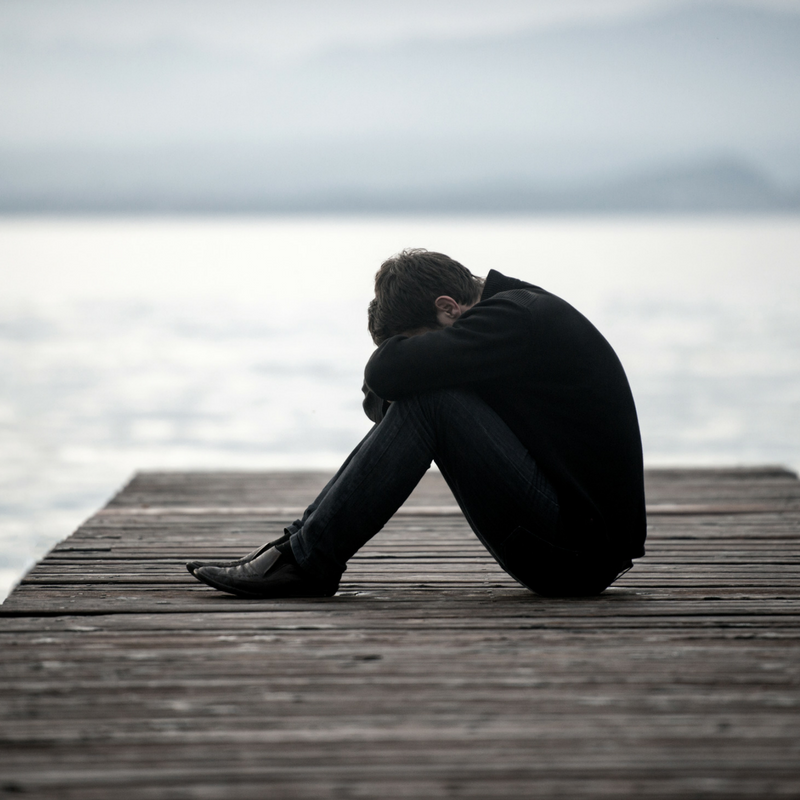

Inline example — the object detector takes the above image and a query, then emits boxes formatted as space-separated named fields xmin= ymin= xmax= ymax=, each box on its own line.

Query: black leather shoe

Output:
xmin=186 ymin=535 xmax=289 ymax=575
xmin=190 ymin=545 xmax=338 ymax=599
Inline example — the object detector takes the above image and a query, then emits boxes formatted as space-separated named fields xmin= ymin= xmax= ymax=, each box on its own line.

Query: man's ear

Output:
xmin=434 ymin=296 xmax=460 ymax=319
xmin=434 ymin=296 xmax=465 ymax=328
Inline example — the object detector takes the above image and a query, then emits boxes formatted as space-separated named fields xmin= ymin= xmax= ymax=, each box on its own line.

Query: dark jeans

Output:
xmin=288 ymin=389 xmax=628 ymax=596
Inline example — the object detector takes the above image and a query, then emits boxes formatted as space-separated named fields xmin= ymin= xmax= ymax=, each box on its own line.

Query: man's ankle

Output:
xmin=274 ymin=537 xmax=298 ymax=566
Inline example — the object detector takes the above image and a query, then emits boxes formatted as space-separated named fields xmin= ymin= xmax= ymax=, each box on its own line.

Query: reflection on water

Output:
xmin=1 ymin=215 xmax=799 ymax=599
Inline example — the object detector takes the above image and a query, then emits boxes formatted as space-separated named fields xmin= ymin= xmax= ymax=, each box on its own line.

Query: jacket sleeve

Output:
xmin=362 ymin=382 xmax=390 ymax=423
xmin=363 ymin=295 xmax=533 ymax=400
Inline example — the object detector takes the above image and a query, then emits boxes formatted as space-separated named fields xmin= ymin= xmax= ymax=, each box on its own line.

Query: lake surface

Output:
xmin=1 ymin=215 xmax=799 ymax=599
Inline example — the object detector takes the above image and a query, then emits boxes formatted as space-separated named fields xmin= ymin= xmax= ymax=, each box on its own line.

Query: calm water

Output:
xmin=2 ymin=215 xmax=799 ymax=599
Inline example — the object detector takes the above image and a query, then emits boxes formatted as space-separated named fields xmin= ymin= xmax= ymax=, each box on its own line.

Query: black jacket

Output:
xmin=363 ymin=269 xmax=647 ymax=559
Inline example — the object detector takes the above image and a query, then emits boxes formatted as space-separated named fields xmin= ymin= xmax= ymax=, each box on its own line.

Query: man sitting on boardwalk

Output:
xmin=187 ymin=249 xmax=646 ymax=598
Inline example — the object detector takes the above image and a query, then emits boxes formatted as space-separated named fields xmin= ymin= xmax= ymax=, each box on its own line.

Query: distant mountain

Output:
xmin=1 ymin=2 xmax=799 ymax=212
xmin=1 ymin=150 xmax=795 ymax=214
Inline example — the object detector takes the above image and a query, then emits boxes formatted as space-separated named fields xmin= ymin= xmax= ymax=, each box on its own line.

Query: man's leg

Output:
xmin=188 ymin=408 xmax=431 ymax=597
xmin=192 ymin=388 xmax=624 ymax=597
xmin=290 ymin=388 xmax=624 ymax=595
xmin=281 ymin=428 xmax=378 ymax=541
xmin=185 ymin=427 xmax=379 ymax=572
xmin=404 ymin=391 xmax=630 ymax=596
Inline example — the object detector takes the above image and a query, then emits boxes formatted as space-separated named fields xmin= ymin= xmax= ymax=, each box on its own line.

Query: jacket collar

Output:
xmin=481 ymin=269 xmax=536 ymax=301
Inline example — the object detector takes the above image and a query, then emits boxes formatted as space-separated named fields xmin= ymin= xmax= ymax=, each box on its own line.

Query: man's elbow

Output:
xmin=364 ymin=362 xmax=403 ymax=401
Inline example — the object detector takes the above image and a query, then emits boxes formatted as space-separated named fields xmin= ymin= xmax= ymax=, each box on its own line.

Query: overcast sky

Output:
xmin=3 ymin=0 xmax=800 ymax=60
xmin=2 ymin=0 xmax=800 ymax=204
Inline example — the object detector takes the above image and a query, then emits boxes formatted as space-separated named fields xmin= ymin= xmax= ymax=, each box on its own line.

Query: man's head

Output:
xmin=368 ymin=249 xmax=484 ymax=344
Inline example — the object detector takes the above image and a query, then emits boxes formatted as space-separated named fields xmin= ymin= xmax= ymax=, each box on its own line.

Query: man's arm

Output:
xmin=361 ymin=320 xmax=451 ymax=423
xmin=364 ymin=295 xmax=533 ymax=401
xmin=362 ymin=383 xmax=389 ymax=423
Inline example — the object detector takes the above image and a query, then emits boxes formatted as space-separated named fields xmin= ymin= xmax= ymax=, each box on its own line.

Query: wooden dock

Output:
xmin=1 ymin=467 xmax=799 ymax=798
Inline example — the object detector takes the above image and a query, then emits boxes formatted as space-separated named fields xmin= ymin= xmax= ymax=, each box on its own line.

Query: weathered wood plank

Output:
xmin=1 ymin=467 xmax=799 ymax=799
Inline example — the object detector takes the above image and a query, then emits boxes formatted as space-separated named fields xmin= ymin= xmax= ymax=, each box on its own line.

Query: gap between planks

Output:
xmin=94 ymin=502 xmax=792 ymax=517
